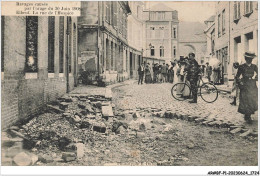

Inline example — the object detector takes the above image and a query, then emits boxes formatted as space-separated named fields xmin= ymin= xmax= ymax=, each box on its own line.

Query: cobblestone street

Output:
xmin=113 ymin=81 xmax=258 ymax=132
xmin=2 ymin=81 xmax=258 ymax=166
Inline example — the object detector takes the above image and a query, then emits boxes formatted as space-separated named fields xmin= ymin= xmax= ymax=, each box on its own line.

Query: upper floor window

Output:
xmin=150 ymin=27 xmax=155 ymax=38
xmin=218 ymin=14 xmax=221 ymax=38
xmin=244 ymin=1 xmax=253 ymax=16
xmin=234 ymin=1 xmax=241 ymax=22
xmin=150 ymin=46 xmax=155 ymax=56
xmin=105 ymin=1 xmax=111 ymax=23
xmin=150 ymin=12 xmax=156 ymax=20
xmin=158 ymin=12 xmax=165 ymax=20
xmin=159 ymin=27 xmax=164 ymax=38
xmin=222 ymin=9 xmax=225 ymax=35
xmin=173 ymin=46 xmax=176 ymax=57
xmin=160 ymin=46 xmax=164 ymax=57
xmin=112 ymin=2 xmax=118 ymax=28
xmin=173 ymin=27 xmax=177 ymax=39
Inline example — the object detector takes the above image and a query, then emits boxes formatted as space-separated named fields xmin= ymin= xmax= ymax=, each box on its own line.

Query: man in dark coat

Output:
xmin=185 ymin=52 xmax=200 ymax=103
xmin=138 ymin=63 xmax=145 ymax=85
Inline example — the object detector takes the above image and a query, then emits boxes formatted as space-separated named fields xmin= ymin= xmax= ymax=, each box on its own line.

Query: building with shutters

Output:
xmin=1 ymin=16 xmax=78 ymax=129
xmin=204 ymin=1 xmax=258 ymax=86
xmin=142 ymin=3 xmax=179 ymax=64
xmin=78 ymin=1 xmax=131 ymax=84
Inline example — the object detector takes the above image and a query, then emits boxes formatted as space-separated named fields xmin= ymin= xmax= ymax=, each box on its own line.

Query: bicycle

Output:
xmin=171 ymin=74 xmax=219 ymax=103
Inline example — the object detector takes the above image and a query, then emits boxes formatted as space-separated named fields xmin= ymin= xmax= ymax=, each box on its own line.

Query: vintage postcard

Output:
xmin=1 ymin=1 xmax=259 ymax=175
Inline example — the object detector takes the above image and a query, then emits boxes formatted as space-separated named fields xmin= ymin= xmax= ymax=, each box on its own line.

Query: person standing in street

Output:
xmin=185 ymin=52 xmax=200 ymax=103
xmin=161 ymin=63 xmax=167 ymax=83
xmin=236 ymin=52 xmax=258 ymax=124
xmin=145 ymin=63 xmax=152 ymax=83
xmin=205 ymin=62 xmax=212 ymax=82
xmin=230 ymin=62 xmax=240 ymax=106
xmin=138 ymin=63 xmax=144 ymax=85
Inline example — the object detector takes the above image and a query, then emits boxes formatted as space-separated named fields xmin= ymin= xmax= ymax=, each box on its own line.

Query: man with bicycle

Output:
xmin=185 ymin=52 xmax=200 ymax=103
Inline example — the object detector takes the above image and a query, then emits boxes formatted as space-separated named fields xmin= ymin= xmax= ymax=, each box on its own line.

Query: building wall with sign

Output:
xmin=78 ymin=1 xmax=131 ymax=84
xmin=1 ymin=16 xmax=78 ymax=129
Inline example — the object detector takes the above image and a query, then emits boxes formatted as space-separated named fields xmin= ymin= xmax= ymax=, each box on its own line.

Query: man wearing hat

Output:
xmin=185 ymin=52 xmax=200 ymax=103
xmin=235 ymin=51 xmax=258 ymax=124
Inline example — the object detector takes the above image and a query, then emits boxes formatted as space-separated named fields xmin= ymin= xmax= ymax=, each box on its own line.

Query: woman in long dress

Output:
xmin=176 ymin=59 xmax=190 ymax=97
xmin=145 ymin=64 xmax=152 ymax=83
xmin=236 ymin=52 xmax=258 ymax=124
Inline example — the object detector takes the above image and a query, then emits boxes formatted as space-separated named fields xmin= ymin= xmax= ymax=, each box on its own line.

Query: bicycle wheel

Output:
xmin=199 ymin=82 xmax=218 ymax=103
xmin=171 ymin=83 xmax=191 ymax=101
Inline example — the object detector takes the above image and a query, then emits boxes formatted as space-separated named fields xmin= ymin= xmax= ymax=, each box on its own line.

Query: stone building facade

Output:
xmin=78 ymin=1 xmax=131 ymax=84
xmin=1 ymin=16 xmax=78 ymax=129
xmin=127 ymin=1 xmax=144 ymax=79
xmin=142 ymin=3 xmax=179 ymax=64
xmin=204 ymin=1 xmax=258 ymax=85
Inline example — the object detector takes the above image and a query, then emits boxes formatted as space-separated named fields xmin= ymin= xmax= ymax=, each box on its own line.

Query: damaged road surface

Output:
xmin=1 ymin=84 xmax=258 ymax=166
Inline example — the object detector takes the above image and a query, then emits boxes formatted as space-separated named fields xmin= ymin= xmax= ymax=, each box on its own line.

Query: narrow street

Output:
xmin=3 ymin=81 xmax=257 ymax=166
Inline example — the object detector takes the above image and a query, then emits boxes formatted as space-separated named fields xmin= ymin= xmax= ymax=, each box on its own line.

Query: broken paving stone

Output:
xmin=133 ymin=112 xmax=141 ymax=119
xmin=93 ymin=122 xmax=106 ymax=133
xmin=73 ymin=115 xmax=81 ymax=123
xmin=230 ymin=128 xmax=242 ymax=134
xmin=139 ymin=123 xmax=146 ymax=131
xmin=76 ymin=143 xmax=85 ymax=159
xmin=59 ymin=102 xmax=70 ymax=110
xmin=239 ymin=129 xmax=253 ymax=137
xmin=38 ymin=154 xmax=54 ymax=163
xmin=116 ymin=126 xmax=127 ymax=134
xmin=62 ymin=152 xmax=76 ymax=162
xmin=13 ymin=152 xmax=32 ymax=166
xmin=10 ymin=126 xmax=20 ymax=131
xmin=78 ymin=104 xmax=86 ymax=109
xmin=102 ymin=105 xmax=114 ymax=118
xmin=80 ymin=120 xmax=92 ymax=129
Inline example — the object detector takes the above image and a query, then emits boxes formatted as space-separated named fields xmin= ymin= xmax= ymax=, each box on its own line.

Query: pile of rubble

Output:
xmin=1 ymin=91 xmax=151 ymax=166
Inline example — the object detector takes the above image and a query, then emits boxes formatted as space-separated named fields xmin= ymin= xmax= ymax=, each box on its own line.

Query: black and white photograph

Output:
xmin=1 ymin=0 xmax=259 ymax=175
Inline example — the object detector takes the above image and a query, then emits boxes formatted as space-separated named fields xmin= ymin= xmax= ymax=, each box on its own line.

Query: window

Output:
xmin=234 ymin=1 xmax=241 ymax=22
xmin=112 ymin=2 xmax=117 ymax=28
xmin=173 ymin=46 xmax=176 ymax=57
xmin=150 ymin=46 xmax=155 ymax=56
xmin=48 ymin=16 xmax=55 ymax=73
xmin=158 ymin=12 xmax=165 ymax=20
xmin=1 ymin=17 xmax=4 ymax=75
xmin=111 ymin=42 xmax=113 ymax=70
xmin=222 ymin=10 xmax=225 ymax=35
xmin=173 ymin=27 xmax=177 ymax=38
xmin=159 ymin=27 xmax=164 ymax=38
xmin=105 ymin=1 xmax=111 ymax=23
xmin=218 ymin=14 xmax=221 ymax=37
xmin=150 ymin=12 xmax=156 ymax=20
xmin=244 ymin=1 xmax=253 ymax=16
xmin=25 ymin=16 xmax=38 ymax=72
xmin=160 ymin=46 xmax=164 ymax=57
xmin=59 ymin=17 xmax=64 ymax=73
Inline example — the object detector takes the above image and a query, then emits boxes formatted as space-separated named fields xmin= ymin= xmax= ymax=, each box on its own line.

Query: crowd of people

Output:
xmin=138 ymin=51 xmax=258 ymax=124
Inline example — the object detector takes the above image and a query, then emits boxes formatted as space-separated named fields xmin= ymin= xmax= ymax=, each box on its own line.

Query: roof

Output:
xmin=149 ymin=3 xmax=174 ymax=12
xmin=179 ymin=22 xmax=207 ymax=43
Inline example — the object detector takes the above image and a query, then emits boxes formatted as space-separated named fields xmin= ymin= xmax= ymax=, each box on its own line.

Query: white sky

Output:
xmin=146 ymin=1 xmax=216 ymax=23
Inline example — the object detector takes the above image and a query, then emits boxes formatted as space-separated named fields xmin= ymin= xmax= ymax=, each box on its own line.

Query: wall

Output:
xmin=1 ymin=16 xmax=77 ymax=130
